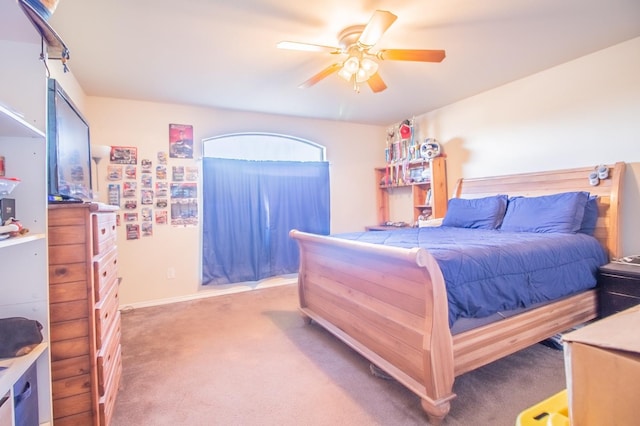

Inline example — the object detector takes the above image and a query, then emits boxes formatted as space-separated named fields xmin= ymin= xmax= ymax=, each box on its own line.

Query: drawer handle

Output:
xmin=101 ymin=227 xmax=106 ymax=235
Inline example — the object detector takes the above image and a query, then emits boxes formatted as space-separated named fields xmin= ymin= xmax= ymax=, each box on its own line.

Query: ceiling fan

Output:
xmin=277 ymin=10 xmax=445 ymax=93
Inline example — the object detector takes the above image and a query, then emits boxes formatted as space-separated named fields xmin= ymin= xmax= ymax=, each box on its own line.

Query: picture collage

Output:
xmin=105 ymin=124 xmax=198 ymax=240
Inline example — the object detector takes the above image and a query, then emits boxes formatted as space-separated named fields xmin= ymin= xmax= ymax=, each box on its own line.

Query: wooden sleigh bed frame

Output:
xmin=289 ymin=162 xmax=625 ymax=424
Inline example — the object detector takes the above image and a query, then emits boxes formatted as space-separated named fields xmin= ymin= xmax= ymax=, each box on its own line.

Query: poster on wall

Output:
xmin=110 ymin=146 xmax=138 ymax=165
xmin=107 ymin=165 xmax=123 ymax=181
xmin=107 ymin=184 xmax=120 ymax=206
xmin=169 ymin=124 xmax=194 ymax=159
xmin=126 ymin=224 xmax=140 ymax=240
xmin=170 ymin=182 xmax=198 ymax=227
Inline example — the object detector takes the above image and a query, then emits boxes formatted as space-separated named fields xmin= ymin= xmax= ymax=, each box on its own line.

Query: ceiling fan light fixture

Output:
xmin=355 ymin=68 xmax=370 ymax=83
xmin=343 ymin=56 xmax=360 ymax=73
xmin=360 ymin=57 xmax=378 ymax=75
xmin=338 ymin=67 xmax=354 ymax=81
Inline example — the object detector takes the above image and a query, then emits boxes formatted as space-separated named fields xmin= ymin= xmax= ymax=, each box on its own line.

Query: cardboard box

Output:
xmin=562 ymin=305 xmax=640 ymax=426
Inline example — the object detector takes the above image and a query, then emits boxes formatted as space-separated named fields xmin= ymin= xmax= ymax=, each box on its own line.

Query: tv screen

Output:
xmin=47 ymin=78 xmax=92 ymax=200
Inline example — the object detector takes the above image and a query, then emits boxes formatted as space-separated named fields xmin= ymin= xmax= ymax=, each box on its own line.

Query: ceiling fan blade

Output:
xmin=367 ymin=72 xmax=387 ymax=93
xmin=298 ymin=63 xmax=342 ymax=88
xmin=358 ymin=10 xmax=397 ymax=47
xmin=377 ymin=49 xmax=446 ymax=62
xmin=277 ymin=41 xmax=341 ymax=54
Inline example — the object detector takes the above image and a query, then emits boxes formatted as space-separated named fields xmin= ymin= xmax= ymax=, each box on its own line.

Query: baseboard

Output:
xmin=118 ymin=275 xmax=297 ymax=311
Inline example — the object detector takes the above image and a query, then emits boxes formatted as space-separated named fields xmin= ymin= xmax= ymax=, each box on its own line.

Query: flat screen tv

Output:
xmin=47 ymin=78 xmax=92 ymax=201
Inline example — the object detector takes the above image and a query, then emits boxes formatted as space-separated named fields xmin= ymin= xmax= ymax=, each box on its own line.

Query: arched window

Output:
xmin=202 ymin=132 xmax=325 ymax=162
xmin=201 ymin=133 xmax=329 ymax=285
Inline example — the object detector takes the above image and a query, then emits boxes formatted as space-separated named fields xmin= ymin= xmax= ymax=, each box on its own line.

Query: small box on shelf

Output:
xmin=0 ymin=198 xmax=15 ymax=222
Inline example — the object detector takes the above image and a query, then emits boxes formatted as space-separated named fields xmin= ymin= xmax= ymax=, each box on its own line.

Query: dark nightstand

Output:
xmin=598 ymin=262 xmax=640 ymax=318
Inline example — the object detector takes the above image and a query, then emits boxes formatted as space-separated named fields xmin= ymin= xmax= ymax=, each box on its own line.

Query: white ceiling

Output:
xmin=6 ymin=0 xmax=640 ymax=125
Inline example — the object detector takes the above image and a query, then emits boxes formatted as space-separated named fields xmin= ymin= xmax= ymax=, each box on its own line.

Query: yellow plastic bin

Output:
xmin=516 ymin=389 xmax=569 ymax=426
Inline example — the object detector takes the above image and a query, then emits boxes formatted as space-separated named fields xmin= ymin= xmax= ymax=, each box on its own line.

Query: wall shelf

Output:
xmin=0 ymin=104 xmax=44 ymax=138
xmin=374 ymin=156 xmax=448 ymax=225
xmin=0 ymin=233 xmax=46 ymax=249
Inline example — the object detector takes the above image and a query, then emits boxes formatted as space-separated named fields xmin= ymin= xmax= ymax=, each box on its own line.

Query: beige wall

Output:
xmin=82 ymin=97 xmax=383 ymax=307
xmin=50 ymin=36 xmax=640 ymax=307
xmin=405 ymin=37 xmax=640 ymax=256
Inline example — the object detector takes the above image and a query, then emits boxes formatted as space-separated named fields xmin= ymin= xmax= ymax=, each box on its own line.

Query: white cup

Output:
xmin=588 ymin=172 xmax=599 ymax=186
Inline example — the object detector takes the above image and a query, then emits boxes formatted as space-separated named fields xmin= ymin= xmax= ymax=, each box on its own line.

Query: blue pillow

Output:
xmin=578 ymin=195 xmax=598 ymax=235
xmin=442 ymin=195 xmax=508 ymax=229
xmin=500 ymin=191 xmax=589 ymax=233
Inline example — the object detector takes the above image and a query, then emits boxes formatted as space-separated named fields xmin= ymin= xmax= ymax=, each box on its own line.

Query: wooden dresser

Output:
xmin=48 ymin=203 xmax=121 ymax=425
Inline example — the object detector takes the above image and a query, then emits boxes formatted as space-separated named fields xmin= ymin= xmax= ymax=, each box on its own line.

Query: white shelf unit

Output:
xmin=0 ymin=2 xmax=53 ymax=424
xmin=0 ymin=104 xmax=51 ymax=426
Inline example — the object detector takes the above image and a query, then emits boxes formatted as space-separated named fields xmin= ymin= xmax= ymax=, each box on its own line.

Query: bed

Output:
xmin=289 ymin=162 xmax=624 ymax=424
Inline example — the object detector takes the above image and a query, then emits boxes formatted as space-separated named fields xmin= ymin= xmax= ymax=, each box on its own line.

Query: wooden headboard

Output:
xmin=451 ymin=162 xmax=625 ymax=259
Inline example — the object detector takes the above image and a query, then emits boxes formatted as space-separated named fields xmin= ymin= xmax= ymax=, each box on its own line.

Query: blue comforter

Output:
xmin=334 ymin=227 xmax=608 ymax=326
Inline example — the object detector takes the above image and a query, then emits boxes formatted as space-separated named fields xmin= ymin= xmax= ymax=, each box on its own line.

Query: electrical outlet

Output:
xmin=167 ymin=267 xmax=176 ymax=279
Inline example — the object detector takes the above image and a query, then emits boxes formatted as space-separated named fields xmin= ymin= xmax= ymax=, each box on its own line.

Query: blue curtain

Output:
xmin=201 ymin=158 xmax=330 ymax=285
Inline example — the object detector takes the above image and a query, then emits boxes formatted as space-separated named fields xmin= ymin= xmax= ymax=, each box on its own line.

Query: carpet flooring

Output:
xmin=111 ymin=283 xmax=566 ymax=425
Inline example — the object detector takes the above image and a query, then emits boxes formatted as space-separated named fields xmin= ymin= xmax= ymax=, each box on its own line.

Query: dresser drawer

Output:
xmin=599 ymin=275 xmax=640 ymax=298
xmin=93 ymin=213 xmax=117 ymax=256
xmin=95 ymin=285 xmax=120 ymax=350
xmin=599 ymin=291 xmax=640 ymax=317
xmin=93 ymin=246 xmax=118 ymax=303
xmin=96 ymin=325 xmax=121 ymax=395
xmin=98 ymin=346 xmax=122 ymax=426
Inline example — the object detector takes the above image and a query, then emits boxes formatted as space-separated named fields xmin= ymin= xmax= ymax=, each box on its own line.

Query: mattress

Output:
xmin=334 ymin=226 xmax=608 ymax=326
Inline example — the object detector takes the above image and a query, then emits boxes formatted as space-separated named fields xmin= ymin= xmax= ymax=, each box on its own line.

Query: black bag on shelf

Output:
xmin=0 ymin=317 xmax=43 ymax=358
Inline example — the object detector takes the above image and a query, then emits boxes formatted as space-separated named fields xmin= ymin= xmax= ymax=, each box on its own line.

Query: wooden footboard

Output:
xmin=290 ymin=230 xmax=456 ymax=423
